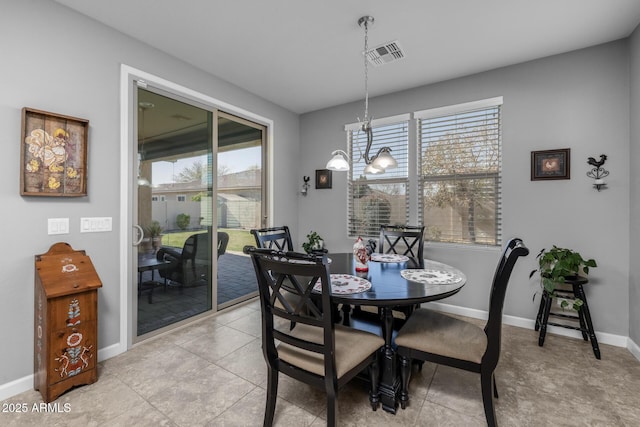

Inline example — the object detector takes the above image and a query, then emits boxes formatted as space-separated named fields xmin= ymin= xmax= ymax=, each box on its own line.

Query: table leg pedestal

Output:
xmin=378 ymin=307 xmax=399 ymax=414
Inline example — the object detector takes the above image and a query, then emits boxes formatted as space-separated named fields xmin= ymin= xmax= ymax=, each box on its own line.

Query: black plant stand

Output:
xmin=535 ymin=277 xmax=600 ymax=359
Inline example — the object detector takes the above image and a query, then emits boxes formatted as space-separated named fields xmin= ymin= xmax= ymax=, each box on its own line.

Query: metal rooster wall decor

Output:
xmin=586 ymin=154 xmax=609 ymax=191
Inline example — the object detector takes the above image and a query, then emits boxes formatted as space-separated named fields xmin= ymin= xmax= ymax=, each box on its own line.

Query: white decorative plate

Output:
xmin=401 ymin=269 xmax=464 ymax=285
xmin=370 ymin=253 xmax=410 ymax=263
xmin=313 ymin=274 xmax=372 ymax=294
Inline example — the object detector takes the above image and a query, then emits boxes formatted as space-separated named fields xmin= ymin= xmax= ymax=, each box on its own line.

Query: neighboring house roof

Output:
xmin=217 ymin=169 xmax=261 ymax=188
xmin=217 ymin=193 xmax=250 ymax=202
xmin=153 ymin=169 xmax=261 ymax=194
xmin=153 ymin=181 xmax=205 ymax=193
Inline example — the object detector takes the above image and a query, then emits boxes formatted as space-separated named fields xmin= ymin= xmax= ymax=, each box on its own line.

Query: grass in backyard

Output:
xmin=161 ymin=228 xmax=255 ymax=253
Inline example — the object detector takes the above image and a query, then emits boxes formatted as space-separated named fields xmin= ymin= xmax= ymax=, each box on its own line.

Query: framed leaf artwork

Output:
xmin=20 ymin=108 xmax=89 ymax=196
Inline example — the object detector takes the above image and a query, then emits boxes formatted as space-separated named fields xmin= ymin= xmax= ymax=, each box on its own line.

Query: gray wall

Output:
xmin=0 ymin=1 xmax=299 ymax=387
xmin=1 ymin=0 xmax=638 ymax=395
xmin=630 ymin=24 xmax=640 ymax=345
xmin=299 ymin=40 xmax=631 ymax=336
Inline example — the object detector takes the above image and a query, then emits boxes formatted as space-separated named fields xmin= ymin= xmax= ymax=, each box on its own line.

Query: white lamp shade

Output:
xmin=364 ymin=163 xmax=384 ymax=174
xmin=326 ymin=152 xmax=350 ymax=171
xmin=372 ymin=150 xmax=397 ymax=169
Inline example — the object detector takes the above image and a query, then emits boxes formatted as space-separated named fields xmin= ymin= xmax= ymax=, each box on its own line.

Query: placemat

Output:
xmin=313 ymin=274 xmax=372 ymax=294
xmin=401 ymin=269 xmax=464 ymax=285
xmin=370 ymin=253 xmax=410 ymax=263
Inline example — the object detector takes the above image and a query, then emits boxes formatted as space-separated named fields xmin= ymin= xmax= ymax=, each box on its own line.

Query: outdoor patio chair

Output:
xmin=157 ymin=231 xmax=228 ymax=287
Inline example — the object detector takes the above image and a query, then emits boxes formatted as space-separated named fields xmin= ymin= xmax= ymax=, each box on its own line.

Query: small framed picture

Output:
xmin=315 ymin=169 xmax=332 ymax=189
xmin=20 ymin=108 xmax=89 ymax=196
xmin=531 ymin=149 xmax=570 ymax=181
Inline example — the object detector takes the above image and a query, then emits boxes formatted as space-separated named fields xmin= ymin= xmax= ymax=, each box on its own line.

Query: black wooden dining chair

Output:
xmin=244 ymin=246 xmax=384 ymax=427
xmin=251 ymin=226 xmax=303 ymax=310
xmin=251 ymin=226 xmax=294 ymax=251
xmin=379 ymin=225 xmax=425 ymax=268
xmin=394 ymin=238 xmax=529 ymax=427
xmin=358 ymin=225 xmax=426 ymax=320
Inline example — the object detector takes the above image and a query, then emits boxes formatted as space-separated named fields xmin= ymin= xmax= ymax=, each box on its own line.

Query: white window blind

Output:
xmin=347 ymin=118 xmax=409 ymax=237
xmin=417 ymin=100 xmax=502 ymax=246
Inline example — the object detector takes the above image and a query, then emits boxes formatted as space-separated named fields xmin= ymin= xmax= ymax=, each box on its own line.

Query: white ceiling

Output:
xmin=55 ymin=0 xmax=640 ymax=114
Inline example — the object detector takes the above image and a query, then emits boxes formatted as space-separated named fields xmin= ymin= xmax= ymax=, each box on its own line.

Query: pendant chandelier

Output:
xmin=326 ymin=16 xmax=397 ymax=174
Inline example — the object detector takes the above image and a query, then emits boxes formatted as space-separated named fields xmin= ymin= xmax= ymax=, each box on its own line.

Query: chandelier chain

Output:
xmin=363 ymin=18 xmax=369 ymax=124
xmin=327 ymin=14 xmax=398 ymax=174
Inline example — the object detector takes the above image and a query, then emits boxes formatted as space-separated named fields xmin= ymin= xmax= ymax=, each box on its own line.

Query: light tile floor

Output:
xmin=3 ymin=299 xmax=640 ymax=426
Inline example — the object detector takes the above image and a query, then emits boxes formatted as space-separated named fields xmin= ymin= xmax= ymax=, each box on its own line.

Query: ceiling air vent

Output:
xmin=365 ymin=41 xmax=406 ymax=67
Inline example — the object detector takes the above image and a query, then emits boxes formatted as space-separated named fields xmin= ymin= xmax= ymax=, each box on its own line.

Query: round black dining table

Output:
xmin=327 ymin=252 xmax=466 ymax=306
xmin=326 ymin=252 xmax=467 ymax=414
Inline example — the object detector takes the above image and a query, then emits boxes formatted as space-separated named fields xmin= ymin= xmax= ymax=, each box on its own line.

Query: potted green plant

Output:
xmin=302 ymin=231 xmax=325 ymax=254
xmin=529 ymin=246 xmax=597 ymax=310
xmin=145 ymin=220 xmax=164 ymax=252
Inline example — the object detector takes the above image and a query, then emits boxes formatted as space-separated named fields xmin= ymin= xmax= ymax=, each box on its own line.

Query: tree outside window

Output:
xmin=419 ymin=106 xmax=501 ymax=245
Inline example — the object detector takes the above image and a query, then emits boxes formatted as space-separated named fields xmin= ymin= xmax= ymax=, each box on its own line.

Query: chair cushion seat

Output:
xmin=395 ymin=308 xmax=487 ymax=364
xmin=277 ymin=323 xmax=384 ymax=378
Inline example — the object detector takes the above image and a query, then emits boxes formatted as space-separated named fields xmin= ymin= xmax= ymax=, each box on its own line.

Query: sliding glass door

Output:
xmin=133 ymin=86 xmax=265 ymax=339
xmin=216 ymin=112 xmax=264 ymax=309
xmin=135 ymin=87 xmax=214 ymax=337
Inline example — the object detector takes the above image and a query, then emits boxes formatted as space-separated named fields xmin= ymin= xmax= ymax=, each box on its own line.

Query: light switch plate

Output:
xmin=80 ymin=217 xmax=113 ymax=233
xmin=48 ymin=218 xmax=69 ymax=235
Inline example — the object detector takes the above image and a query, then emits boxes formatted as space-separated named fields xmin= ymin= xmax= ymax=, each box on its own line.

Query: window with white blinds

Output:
xmin=347 ymin=115 xmax=409 ymax=237
xmin=416 ymin=98 xmax=502 ymax=246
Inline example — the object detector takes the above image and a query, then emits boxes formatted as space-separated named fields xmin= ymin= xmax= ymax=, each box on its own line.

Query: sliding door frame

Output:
xmin=119 ymin=64 xmax=274 ymax=351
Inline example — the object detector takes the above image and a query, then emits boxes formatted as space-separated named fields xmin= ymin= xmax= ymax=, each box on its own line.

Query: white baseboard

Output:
xmin=98 ymin=342 xmax=126 ymax=362
xmin=628 ymin=337 xmax=640 ymax=361
xmin=426 ymin=301 xmax=631 ymax=349
xmin=0 ymin=374 xmax=33 ymax=402
xmin=0 ymin=342 xmax=125 ymax=402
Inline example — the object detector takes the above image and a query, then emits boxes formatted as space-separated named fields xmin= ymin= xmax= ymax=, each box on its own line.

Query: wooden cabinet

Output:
xmin=34 ymin=242 xmax=102 ymax=402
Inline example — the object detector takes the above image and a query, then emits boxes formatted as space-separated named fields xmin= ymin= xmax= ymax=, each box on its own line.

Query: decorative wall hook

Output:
xmin=586 ymin=154 xmax=609 ymax=191
xmin=301 ymin=176 xmax=310 ymax=196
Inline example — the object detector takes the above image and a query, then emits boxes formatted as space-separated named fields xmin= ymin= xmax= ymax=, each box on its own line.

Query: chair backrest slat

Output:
xmin=251 ymin=226 xmax=294 ymax=252
xmin=379 ymin=225 xmax=425 ymax=268
xmin=273 ymin=330 xmax=326 ymax=353
xmin=245 ymin=247 xmax=338 ymax=368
